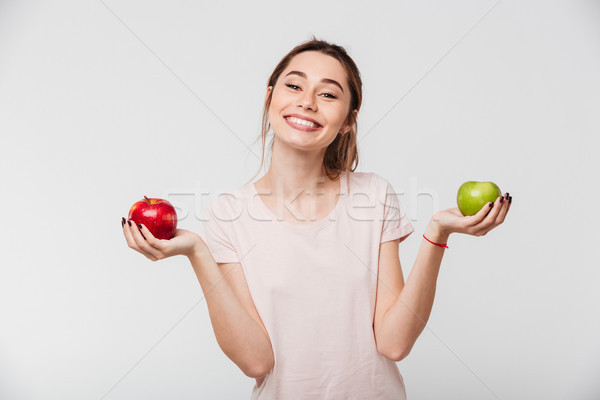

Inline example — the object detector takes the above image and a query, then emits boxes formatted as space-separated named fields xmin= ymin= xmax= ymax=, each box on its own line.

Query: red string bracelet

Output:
xmin=423 ymin=234 xmax=449 ymax=249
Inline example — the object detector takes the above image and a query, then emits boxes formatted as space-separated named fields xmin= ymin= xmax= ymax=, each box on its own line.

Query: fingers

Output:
xmin=137 ymin=223 xmax=157 ymax=245
xmin=131 ymin=221 xmax=165 ymax=260
xmin=122 ymin=218 xmax=161 ymax=261
xmin=138 ymin=224 xmax=169 ymax=254
xmin=494 ymin=192 xmax=511 ymax=224
xmin=473 ymin=192 xmax=511 ymax=236
xmin=484 ymin=194 xmax=504 ymax=224
xmin=465 ymin=199 xmax=495 ymax=227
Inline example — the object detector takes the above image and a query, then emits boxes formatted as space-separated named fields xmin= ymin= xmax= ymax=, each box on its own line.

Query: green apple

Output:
xmin=457 ymin=181 xmax=502 ymax=216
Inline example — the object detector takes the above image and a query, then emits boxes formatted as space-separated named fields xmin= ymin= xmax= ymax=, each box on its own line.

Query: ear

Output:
xmin=265 ymin=86 xmax=273 ymax=104
xmin=340 ymin=109 xmax=358 ymax=135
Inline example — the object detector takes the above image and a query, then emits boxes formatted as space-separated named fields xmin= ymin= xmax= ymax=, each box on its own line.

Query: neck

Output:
xmin=262 ymin=139 xmax=334 ymax=197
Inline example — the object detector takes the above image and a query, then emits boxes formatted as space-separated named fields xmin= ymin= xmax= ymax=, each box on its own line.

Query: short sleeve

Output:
xmin=380 ymin=179 xmax=415 ymax=244
xmin=200 ymin=198 xmax=240 ymax=263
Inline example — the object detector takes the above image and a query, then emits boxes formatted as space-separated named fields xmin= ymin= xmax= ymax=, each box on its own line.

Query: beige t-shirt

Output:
xmin=200 ymin=170 xmax=415 ymax=399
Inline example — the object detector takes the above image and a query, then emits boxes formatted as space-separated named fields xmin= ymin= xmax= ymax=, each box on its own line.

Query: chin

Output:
xmin=278 ymin=135 xmax=332 ymax=154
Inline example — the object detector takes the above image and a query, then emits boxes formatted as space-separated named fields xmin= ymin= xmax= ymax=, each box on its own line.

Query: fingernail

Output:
xmin=121 ymin=217 xmax=125 ymax=226
xmin=508 ymin=196 xmax=512 ymax=204
xmin=489 ymin=202 xmax=493 ymax=208
xmin=505 ymin=192 xmax=510 ymax=199
xmin=127 ymin=220 xmax=132 ymax=227
xmin=500 ymin=196 xmax=504 ymax=203
xmin=137 ymin=224 xmax=142 ymax=229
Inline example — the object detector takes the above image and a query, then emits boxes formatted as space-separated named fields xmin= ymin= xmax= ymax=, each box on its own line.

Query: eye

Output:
xmin=285 ymin=84 xmax=338 ymax=99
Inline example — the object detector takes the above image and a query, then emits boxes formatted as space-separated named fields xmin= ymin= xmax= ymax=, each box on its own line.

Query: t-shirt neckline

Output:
xmin=248 ymin=170 xmax=348 ymax=232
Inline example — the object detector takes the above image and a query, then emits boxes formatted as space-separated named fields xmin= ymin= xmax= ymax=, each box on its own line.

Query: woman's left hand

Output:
xmin=433 ymin=192 xmax=512 ymax=237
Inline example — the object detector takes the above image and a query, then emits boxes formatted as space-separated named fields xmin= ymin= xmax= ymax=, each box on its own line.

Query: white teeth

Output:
xmin=286 ymin=117 xmax=319 ymax=128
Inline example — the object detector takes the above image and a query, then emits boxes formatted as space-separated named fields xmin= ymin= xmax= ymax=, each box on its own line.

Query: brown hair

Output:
xmin=246 ymin=35 xmax=362 ymax=185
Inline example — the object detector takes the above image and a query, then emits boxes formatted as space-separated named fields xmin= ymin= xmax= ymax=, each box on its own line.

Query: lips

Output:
xmin=284 ymin=117 xmax=322 ymax=132
xmin=283 ymin=114 xmax=323 ymax=127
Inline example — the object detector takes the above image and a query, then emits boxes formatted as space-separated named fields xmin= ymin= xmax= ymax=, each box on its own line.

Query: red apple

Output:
xmin=128 ymin=196 xmax=177 ymax=240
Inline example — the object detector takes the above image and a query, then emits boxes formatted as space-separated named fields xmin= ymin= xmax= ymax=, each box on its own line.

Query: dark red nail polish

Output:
xmin=500 ymin=196 xmax=504 ymax=203
xmin=121 ymin=217 xmax=125 ymax=226
xmin=127 ymin=220 xmax=132 ymax=227
xmin=489 ymin=202 xmax=493 ymax=208
xmin=137 ymin=224 xmax=142 ymax=229
xmin=508 ymin=196 xmax=512 ymax=204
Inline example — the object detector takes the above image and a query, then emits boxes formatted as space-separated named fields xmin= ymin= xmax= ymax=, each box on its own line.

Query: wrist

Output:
xmin=188 ymin=237 xmax=210 ymax=261
xmin=425 ymin=219 xmax=451 ymax=244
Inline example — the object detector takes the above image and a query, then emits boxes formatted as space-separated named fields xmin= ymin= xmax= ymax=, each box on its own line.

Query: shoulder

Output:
xmin=205 ymin=184 xmax=250 ymax=220
xmin=346 ymin=170 xmax=391 ymax=195
xmin=345 ymin=170 xmax=379 ymax=188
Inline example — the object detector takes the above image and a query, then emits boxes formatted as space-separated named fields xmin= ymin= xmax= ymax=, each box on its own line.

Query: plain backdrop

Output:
xmin=1 ymin=0 xmax=599 ymax=399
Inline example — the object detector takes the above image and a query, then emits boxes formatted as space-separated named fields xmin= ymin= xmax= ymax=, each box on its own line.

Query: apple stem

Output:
xmin=144 ymin=195 xmax=150 ymax=203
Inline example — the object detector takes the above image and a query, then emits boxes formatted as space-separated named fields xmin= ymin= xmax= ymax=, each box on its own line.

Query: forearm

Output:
xmin=188 ymin=250 xmax=274 ymax=377
xmin=380 ymin=219 xmax=449 ymax=361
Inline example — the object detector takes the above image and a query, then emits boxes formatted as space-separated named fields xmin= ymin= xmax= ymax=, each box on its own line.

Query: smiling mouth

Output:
xmin=284 ymin=116 xmax=322 ymax=131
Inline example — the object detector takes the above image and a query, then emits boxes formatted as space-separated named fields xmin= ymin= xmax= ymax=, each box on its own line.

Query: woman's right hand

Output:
xmin=122 ymin=217 xmax=208 ymax=261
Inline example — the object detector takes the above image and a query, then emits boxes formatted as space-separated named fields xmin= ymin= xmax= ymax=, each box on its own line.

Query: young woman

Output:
xmin=122 ymin=37 xmax=512 ymax=399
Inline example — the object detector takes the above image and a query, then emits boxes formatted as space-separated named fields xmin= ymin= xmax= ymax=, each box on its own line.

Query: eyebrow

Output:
xmin=284 ymin=70 xmax=344 ymax=94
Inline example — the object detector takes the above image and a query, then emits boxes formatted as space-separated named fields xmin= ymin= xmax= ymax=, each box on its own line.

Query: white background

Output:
xmin=1 ymin=0 xmax=599 ymax=399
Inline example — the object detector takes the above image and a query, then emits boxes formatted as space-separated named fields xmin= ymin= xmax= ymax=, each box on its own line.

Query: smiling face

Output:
xmin=266 ymin=51 xmax=355 ymax=153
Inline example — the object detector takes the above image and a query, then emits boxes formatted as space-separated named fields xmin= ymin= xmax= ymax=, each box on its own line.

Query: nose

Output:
xmin=296 ymin=90 xmax=317 ymax=111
